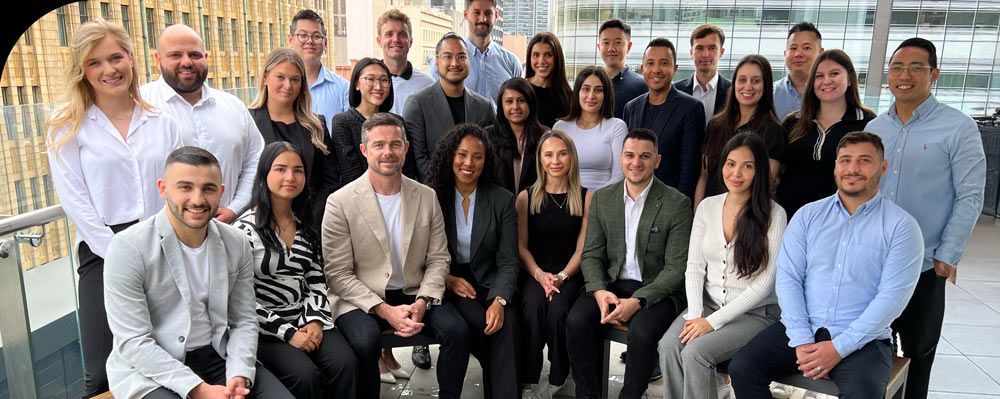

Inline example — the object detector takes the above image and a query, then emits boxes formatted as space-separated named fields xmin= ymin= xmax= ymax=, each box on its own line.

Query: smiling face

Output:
xmin=539 ymin=136 xmax=572 ymax=179
xmin=452 ymin=135 xmax=486 ymax=187
xmin=620 ymin=137 xmax=661 ymax=187
xmin=813 ymin=59 xmax=850 ymax=104
xmin=530 ymin=41 xmax=555 ymax=81
xmin=361 ymin=125 xmax=408 ymax=176
xmin=263 ymin=60 xmax=302 ymax=108
xmin=722 ymin=146 xmax=756 ymax=195
xmin=377 ymin=19 xmax=412 ymax=62
xmin=784 ymin=31 xmax=821 ymax=75
xmin=266 ymin=150 xmax=306 ymax=202
xmin=83 ymin=36 xmax=134 ymax=99
xmin=598 ymin=28 xmax=631 ymax=70
xmin=156 ymin=27 xmax=208 ymax=95
xmin=887 ymin=46 xmax=939 ymax=105
xmin=691 ymin=33 xmax=724 ymax=75
xmin=579 ymin=74 xmax=606 ymax=115
xmin=357 ymin=64 xmax=390 ymax=107
xmin=465 ymin=0 xmax=496 ymax=40
xmin=835 ymin=141 xmax=886 ymax=199
xmin=159 ymin=162 xmax=223 ymax=232
xmin=288 ymin=19 xmax=327 ymax=65
xmin=641 ymin=45 xmax=677 ymax=93
xmin=734 ymin=62 xmax=765 ymax=108
xmin=501 ymin=88 xmax=529 ymax=126
xmin=436 ymin=38 xmax=470 ymax=86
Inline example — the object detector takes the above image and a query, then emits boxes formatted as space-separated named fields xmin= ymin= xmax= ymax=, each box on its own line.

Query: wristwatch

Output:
xmin=556 ymin=271 xmax=569 ymax=281
xmin=417 ymin=296 xmax=434 ymax=309
xmin=495 ymin=296 xmax=508 ymax=306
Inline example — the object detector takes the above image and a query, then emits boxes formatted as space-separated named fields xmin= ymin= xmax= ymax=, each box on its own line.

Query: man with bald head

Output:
xmin=141 ymin=25 xmax=263 ymax=223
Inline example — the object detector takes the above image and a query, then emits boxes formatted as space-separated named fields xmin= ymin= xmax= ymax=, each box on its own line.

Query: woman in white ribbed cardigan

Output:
xmin=658 ymin=132 xmax=788 ymax=399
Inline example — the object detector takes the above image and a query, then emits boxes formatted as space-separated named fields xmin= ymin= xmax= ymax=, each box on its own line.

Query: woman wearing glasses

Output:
xmin=330 ymin=58 xmax=396 ymax=186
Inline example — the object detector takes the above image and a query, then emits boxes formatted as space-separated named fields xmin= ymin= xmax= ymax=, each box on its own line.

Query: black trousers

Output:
xmin=78 ymin=221 xmax=135 ymax=398
xmin=892 ymin=268 xmax=946 ymax=399
xmin=257 ymin=329 xmax=357 ymax=399
xmin=335 ymin=290 xmax=470 ymax=399
xmin=518 ymin=272 xmax=582 ymax=386
xmin=142 ymin=346 xmax=294 ymax=398
xmin=729 ymin=322 xmax=893 ymax=399
xmin=565 ymin=280 xmax=679 ymax=399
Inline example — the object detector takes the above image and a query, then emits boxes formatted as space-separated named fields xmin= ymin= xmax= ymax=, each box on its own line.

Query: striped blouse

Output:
xmin=236 ymin=213 xmax=333 ymax=341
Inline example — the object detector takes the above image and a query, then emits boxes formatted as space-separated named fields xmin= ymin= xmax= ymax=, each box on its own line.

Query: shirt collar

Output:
xmin=155 ymin=78 xmax=214 ymax=106
xmin=778 ymin=75 xmax=796 ymax=91
xmin=624 ymin=181 xmax=653 ymax=205
xmin=455 ymin=187 xmax=478 ymax=203
xmin=833 ymin=191 xmax=883 ymax=217
xmin=315 ymin=66 xmax=338 ymax=85
xmin=888 ymin=94 xmax=938 ymax=124
xmin=693 ymin=73 xmax=719 ymax=92
xmin=465 ymin=36 xmax=494 ymax=57
xmin=613 ymin=66 xmax=632 ymax=81
xmin=392 ymin=61 xmax=414 ymax=79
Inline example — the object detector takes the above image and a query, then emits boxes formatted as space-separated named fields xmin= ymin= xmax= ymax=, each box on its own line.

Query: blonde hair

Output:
xmin=529 ymin=130 xmax=584 ymax=216
xmin=47 ymin=18 xmax=154 ymax=150
xmin=377 ymin=8 xmax=412 ymax=36
xmin=249 ymin=48 xmax=328 ymax=155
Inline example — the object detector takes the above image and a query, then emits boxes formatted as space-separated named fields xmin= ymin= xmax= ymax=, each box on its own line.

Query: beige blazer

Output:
xmin=321 ymin=173 xmax=451 ymax=318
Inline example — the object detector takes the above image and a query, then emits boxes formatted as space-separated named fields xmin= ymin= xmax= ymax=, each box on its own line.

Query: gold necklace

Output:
xmin=103 ymin=109 xmax=133 ymax=121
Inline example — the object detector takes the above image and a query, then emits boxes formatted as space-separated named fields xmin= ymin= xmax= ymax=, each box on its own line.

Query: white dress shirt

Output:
xmin=454 ymin=189 xmax=477 ymax=264
xmin=621 ymin=181 xmax=653 ymax=282
xmin=47 ymin=105 xmax=184 ymax=258
xmin=691 ymin=73 xmax=719 ymax=122
xmin=141 ymin=79 xmax=263 ymax=215
xmin=180 ymin=241 xmax=214 ymax=349
xmin=377 ymin=192 xmax=406 ymax=290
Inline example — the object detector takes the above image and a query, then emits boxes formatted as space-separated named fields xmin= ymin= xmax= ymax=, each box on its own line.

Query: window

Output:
xmin=32 ymin=86 xmax=41 ymax=104
xmin=31 ymin=177 xmax=41 ymax=209
xmin=100 ymin=2 xmax=110 ymax=19
xmin=22 ymin=28 xmax=31 ymax=46
xmin=218 ymin=17 xmax=226 ymax=51
xmin=182 ymin=12 xmax=191 ymax=26
xmin=235 ymin=77 xmax=241 ymax=89
xmin=248 ymin=22 xmax=255 ymax=52
xmin=203 ymin=16 xmax=212 ymax=50
xmin=121 ymin=5 xmax=131 ymax=34
xmin=145 ymin=8 xmax=157 ymax=48
xmin=258 ymin=22 xmax=264 ymax=52
xmin=79 ymin=2 xmax=90 ymax=23
xmin=231 ymin=18 xmax=238 ymax=51
xmin=269 ymin=23 xmax=275 ymax=49
xmin=43 ymin=176 xmax=54 ymax=207
xmin=17 ymin=86 xmax=26 ymax=104
xmin=57 ymin=6 xmax=68 ymax=46
xmin=2 ymin=87 xmax=11 ymax=106
xmin=4 ymin=105 xmax=16 ymax=140
xmin=222 ymin=77 xmax=230 ymax=89
xmin=15 ymin=181 xmax=26 ymax=214
xmin=164 ymin=10 xmax=174 ymax=26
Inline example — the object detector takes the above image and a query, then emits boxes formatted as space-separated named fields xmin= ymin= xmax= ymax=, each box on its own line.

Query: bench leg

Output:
xmin=602 ymin=338 xmax=611 ymax=399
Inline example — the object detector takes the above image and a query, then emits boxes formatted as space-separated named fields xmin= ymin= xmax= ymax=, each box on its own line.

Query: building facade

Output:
xmin=504 ymin=0 xmax=551 ymax=36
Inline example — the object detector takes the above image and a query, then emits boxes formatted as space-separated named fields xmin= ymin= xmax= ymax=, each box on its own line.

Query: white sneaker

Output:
xmin=769 ymin=382 xmax=794 ymax=399
xmin=716 ymin=373 xmax=734 ymax=399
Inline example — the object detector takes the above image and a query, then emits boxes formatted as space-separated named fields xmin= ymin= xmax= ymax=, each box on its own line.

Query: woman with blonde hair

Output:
xmin=516 ymin=130 xmax=592 ymax=395
xmin=46 ymin=18 xmax=184 ymax=396
xmin=249 ymin=48 xmax=339 ymax=227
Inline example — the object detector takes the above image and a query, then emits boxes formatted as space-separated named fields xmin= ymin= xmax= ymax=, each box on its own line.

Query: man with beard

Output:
xmin=729 ymin=132 xmax=923 ymax=399
xmin=404 ymin=33 xmax=495 ymax=181
xmin=103 ymin=146 xmax=293 ymax=399
xmin=674 ymin=24 xmax=731 ymax=121
xmin=288 ymin=9 xmax=350 ymax=130
xmin=141 ymin=24 xmax=263 ymax=223
xmin=430 ymin=0 xmax=521 ymax=105
xmin=324 ymin=113 xmax=470 ymax=399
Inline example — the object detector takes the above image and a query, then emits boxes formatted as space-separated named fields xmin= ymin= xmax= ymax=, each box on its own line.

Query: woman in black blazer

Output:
xmin=428 ymin=124 xmax=520 ymax=399
xmin=488 ymin=77 xmax=546 ymax=195
xmin=329 ymin=57 xmax=396 ymax=185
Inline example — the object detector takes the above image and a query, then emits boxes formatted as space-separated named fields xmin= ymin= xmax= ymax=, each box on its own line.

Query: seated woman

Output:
xmin=489 ymin=77 xmax=546 ymax=194
xmin=236 ymin=141 xmax=357 ymax=399
xmin=330 ymin=57 xmax=396 ymax=185
xmin=428 ymin=124 xmax=520 ymax=399
xmin=248 ymin=48 xmax=339 ymax=227
xmin=658 ymin=132 xmax=787 ymax=399
xmin=516 ymin=130 xmax=592 ymax=395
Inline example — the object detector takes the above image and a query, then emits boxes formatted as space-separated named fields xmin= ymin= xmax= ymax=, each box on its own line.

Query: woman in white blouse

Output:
xmin=46 ymin=20 xmax=184 ymax=396
xmin=552 ymin=66 xmax=627 ymax=190
xmin=657 ymin=132 xmax=787 ymax=399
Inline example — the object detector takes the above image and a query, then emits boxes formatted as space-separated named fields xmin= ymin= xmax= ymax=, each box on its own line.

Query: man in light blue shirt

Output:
xmin=773 ymin=22 xmax=823 ymax=121
xmin=730 ymin=132 xmax=924 ymax=399
xmin=287 ymin=9 xmax=350 ymax=132
xmin=865 ymin=37 xmax=987 ymax=399
xmin=430 ymin=0 xmax=521 ymax=105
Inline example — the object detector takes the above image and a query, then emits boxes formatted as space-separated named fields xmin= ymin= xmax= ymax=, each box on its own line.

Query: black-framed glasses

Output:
xmin=294 ymin=33 xmax=326 ymax=43
xmin=888 ymin=64 xmax=932 ymax=75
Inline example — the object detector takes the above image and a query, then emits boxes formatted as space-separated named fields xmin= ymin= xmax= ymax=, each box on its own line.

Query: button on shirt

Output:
xmin=776 ymin=193 xmax=924 ymax=358
xmin=454 ymin=189 xmax=477 ymax=264
xmin=141 ymin=79 xmax=264 ymax=215
xmin=773 ymin=75 xmax=803 ymax=121
xmin=310 ymin=66 xmax=351 ymax=131
xmin=866 ymin=95 xmax=987 ymax=271
xmin=621 ymin=182 xmax=653 ymax=282
xmin=432 ymin=37 xmax=521 ymax=106
xmin=611 ymin=67 xmax=649 ymax=119
xmin=690 ymin=73 xmax=719 ymax=122
xmin=47 ymin=105 xmax=185 ymax=258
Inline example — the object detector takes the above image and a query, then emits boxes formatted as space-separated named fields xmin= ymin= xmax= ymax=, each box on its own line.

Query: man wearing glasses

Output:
xmin=865 ymin=37 xmax=987 ymax=399
xmin=288 ymin=9 xmax=350 ymax=132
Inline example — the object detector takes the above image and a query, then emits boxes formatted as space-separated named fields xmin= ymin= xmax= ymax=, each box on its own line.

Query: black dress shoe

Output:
xmin=412 ymin=345 xmax=432 ymax=369
xmin=649 ymin=365 xmax=662 ymax=381
xmin=619 ymin=351 xmax=627 ymax=362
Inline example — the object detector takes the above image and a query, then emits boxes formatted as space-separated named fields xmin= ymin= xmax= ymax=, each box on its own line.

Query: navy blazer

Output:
xmin=441 ymin=184 xmax=519 ymax=302
xmin=673 ymin=74 xmax=732 ymax=116
xmin=622 ymin=88 xmax=706 ymax=199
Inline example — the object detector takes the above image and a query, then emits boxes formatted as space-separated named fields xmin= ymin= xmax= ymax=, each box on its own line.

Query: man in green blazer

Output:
xmin=566 ymin=128 xmax=693 ymax=399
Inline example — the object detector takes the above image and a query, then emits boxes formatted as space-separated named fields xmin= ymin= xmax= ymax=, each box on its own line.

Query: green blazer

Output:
xmin=580 ymin=178 xmax=693 ymax=309
xmin=442 ymin=184 xmax=519 ymax=303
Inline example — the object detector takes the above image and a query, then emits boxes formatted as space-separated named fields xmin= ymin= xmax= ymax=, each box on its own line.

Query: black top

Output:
xmin=610 ymin=67 xmax=649 ymax=119
xmin=531 ymin=83 xmax=566 ymax=128
xmin=446 ymin=94 xmax=466 ymax=125
xmin=776 ymin=107 xmax=876 ymax=217
xmin=488 ymin=124 xmax=539 ymax=195
xmin=527 ymin=188 xmax=587 ymax=272
xmin=703 ymin=118 xmax=786 ymax=197
xmin=329 ymin=108 xmax=370 ymax=185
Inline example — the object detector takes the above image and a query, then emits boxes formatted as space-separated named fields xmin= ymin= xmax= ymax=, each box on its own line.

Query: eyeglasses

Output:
xmin=437 ymin=53 xmax=469 ymax=62
xmin=888 ymin=64 xmax=932 ymax=75
xmin=361 ymin=76 xmax=391 ymax=87
xmin=293 ymin=33 xmax=326 ymax=43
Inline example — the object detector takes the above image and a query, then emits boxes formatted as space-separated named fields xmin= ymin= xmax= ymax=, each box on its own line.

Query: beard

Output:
xmin=162 ymin=64 xmax=208 ymax=94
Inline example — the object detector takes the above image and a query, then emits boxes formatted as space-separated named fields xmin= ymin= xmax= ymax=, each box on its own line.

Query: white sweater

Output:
xmin=552 ymin=118 xmax=627 ymax=191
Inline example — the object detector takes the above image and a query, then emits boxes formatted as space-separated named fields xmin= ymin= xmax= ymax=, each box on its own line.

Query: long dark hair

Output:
xmin=348 ymin=57 xmax=395 ymax=112
xmin=525 ymin=32 xmax=571 ymax=115
xmin=428 ymin=124 xmax=497 ymax=207
xmin=788 ymin=49 xmax=873 ymax=144
xmin=719 ymin=132 xmax=773 ymax=278
xmin=249 ymin=141 xmax=321 ymax=263
xmin=704 ymin=54 xmax=780 ymax=171
xmin=496 ymin=78 xmax=546 ymax=161
xmin=563 ymin=66 xmax=615 ymax=121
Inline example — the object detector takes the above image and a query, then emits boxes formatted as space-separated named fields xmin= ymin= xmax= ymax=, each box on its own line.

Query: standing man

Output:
xmin=566 ymin=129 xmax=692 ymax=399
xmin=674 ymin=23 xmax=731 ymax=121
xmin=405 ymin=33 xmax=495 ymax=181
xmin=288 ymin=9 xmax=351 ymax=131
xmin=866 ymin=38 xmax=987 ymax=399
xmin=324 ymin=113 xmax=471 ymax=399
xmin=142 ymin=25 xmax=262 ymax=223
xmin=598 ymin=19 xmax=648 ymax=119
xmin=104 ymin=146 xmax=293 ymax=399
xmin=623 ymin=38 xmax=706 ymax=200
xmin=729 ymin=132 xmax=924 ymax=399
xmin=430 ymin=0 xmax=522 ymax=105
xmin=773 ymin=22 xmax=823 ymax=120
xmin=376 ymin=9 xmax=435 ymax=116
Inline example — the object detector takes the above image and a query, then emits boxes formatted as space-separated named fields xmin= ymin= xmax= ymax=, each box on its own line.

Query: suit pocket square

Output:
xmin=650 ymin=227 xmax=660 ymax=233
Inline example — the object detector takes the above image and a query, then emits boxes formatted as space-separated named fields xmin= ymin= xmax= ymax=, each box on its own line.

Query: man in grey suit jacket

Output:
xmin=104 ymin=147 xmax=292 ymax=399
xmin=403 ymin=32 xmax=495 ymax=182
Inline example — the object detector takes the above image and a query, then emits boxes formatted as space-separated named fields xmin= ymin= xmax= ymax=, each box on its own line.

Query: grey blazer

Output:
xmin=402 ymin=83 xmax=496 ymax=181
xmin=104 ymin=210 xmax=258 ymax=399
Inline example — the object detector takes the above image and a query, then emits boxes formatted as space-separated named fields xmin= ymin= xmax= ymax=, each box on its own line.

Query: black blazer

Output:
xmin=674 ymin=74 xmax=732 ymax=116
xmin=487 ymin=124 xmax=539 ymax=195
xmin=622 ymin=88 xmax=706 ymax=199
xmin=441 ymin=184 xmax=519 ymax=302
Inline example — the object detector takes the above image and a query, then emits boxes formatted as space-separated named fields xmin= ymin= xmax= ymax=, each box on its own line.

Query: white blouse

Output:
xmin=552 ymin=118 xmax=627 ymax=191
xmin=684 ymin=193 xmax=788 ymax=329
xmin=47 ymin=105 xmax=185 ymax=258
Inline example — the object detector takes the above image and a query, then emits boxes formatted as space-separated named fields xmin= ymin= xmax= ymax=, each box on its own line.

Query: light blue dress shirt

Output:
xmin=773 ymin=75 xmax=802 ymax=121
xmin=776 ymin=193 xmax=923 ymax=358
xmin=431 ymin=37 xmax=522 ymax=105
xmin=454 ymin=189 xmax=477 ymax=264
xmin=309 ymin=66 xmax=351 ymax=133
xmin=866 ymin=95 xmax=987 ymax=271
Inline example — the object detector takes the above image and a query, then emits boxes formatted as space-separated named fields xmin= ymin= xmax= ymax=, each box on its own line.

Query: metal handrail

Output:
xmin=0 ymin=205 xmax=65 ymax=237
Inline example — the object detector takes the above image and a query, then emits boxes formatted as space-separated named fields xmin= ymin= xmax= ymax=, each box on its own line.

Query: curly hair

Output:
xmin=427 ymin=124 xmax=497 ymax=205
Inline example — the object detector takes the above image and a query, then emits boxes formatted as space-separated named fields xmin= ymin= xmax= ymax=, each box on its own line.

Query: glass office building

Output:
xmin=551 ymin=0 xmax=1000 ymax=115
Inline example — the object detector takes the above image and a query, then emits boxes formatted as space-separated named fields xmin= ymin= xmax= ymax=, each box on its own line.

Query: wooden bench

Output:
xmin=93 ymin=392 xmax=114 ymax=399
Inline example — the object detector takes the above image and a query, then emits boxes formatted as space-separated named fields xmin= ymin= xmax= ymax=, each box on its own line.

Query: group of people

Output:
xmin=44 ymin=0 xmax=987 ymax=398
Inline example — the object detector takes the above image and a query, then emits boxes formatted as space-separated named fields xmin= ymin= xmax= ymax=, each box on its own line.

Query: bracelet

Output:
xmin=556 ymin=271 xmax=569 ymax=281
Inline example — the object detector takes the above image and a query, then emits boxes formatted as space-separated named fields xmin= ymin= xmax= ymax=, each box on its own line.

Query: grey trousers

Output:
xmin=658 ymin=302 xmax=780 ymax=399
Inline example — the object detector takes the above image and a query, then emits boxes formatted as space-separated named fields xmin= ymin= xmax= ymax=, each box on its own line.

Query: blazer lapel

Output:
xmin=431 ymin=85 xmax=454 ymax=130
xmin=400 ymin=177 xmax=419 ymax=263
xmin=250 ymin=107 xmax=277 ymax=143
xmin=353 ymin=181 xmax=391 ymax=255
xmin=205 ymin=221 xmax=228 ymax=330
xmin=155 ymin=212 xmax=193 ymax=313
xmin=636 ymin=182 xmax=663 ymax=270
xmin=469 ymin=188 xmax=491 ymax=261
xmin=606 ymin=182 xmax=627 ymax=260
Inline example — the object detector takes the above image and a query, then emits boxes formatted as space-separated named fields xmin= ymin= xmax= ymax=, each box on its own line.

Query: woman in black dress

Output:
xmin=489 ymin=77 xmax=547 ymax=194
xmin=525 ymin=32 xmax=572 ymax=127
xmin=330 ymin=57 xmax=396 ymax=185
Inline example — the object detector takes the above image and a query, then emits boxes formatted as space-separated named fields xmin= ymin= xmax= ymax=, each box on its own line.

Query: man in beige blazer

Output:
xmin=323 ymin=113 xmax=471 ymax=399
